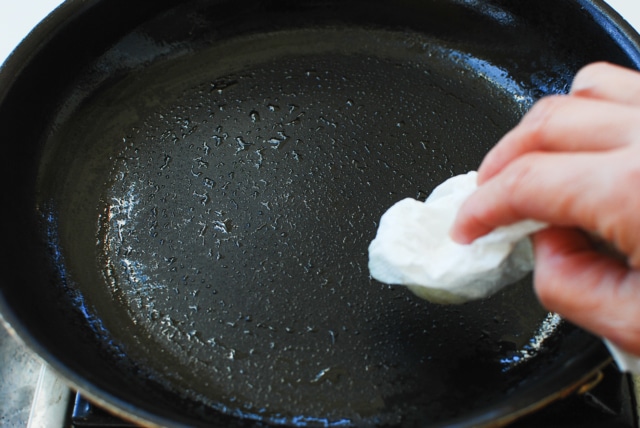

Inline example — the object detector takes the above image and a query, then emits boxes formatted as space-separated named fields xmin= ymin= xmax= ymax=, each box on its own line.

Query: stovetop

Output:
xmin=2 ymin=1 xmax=640 ymax=427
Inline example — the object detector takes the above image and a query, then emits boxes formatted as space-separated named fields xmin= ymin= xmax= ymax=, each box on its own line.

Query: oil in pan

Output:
xmin=42 ymin=27 xmax=561 ymax=426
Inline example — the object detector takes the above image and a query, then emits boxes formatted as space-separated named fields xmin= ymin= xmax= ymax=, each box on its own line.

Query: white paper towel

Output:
xmin=605 ymin=340 xmax=640 ymax=373
xmin=368 ymin=171 xmax=546 ymax=304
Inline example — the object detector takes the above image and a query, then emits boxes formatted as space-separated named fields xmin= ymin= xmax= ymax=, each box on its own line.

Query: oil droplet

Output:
xmin=193 ymin=190 xmax=209 ymax=205
xmin=213 ymin=219 xmax=234 ymax=233
xmin=285 ymin=115 xmax=302 ymax=126
xmin=160 ymin=154 xmax=171 ymax=170
xmin=310 ymin=366 xmax=348 ymax=385
xmin=236 ymin=136 xmax=251 ymax=152
xmin=210 ymin=78 xmax=239 ymax=94
xmin=267 ymin=138 xmax=282 ymax=148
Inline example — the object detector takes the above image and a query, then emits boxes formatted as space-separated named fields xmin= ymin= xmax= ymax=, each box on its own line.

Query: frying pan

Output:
xmin=2 ymin=0 xmax=639 ymax=426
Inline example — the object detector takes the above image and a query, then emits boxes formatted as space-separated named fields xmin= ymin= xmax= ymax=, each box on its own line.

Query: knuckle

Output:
xmin=571 ymin=62 xmax=617 ymax=97
xmin=604 ymin=161 xmax=640 ymax=261
xmin=532 ymin=265 xmax=565 ymax=312
xmin=533 ymin=279 xmax=556 ymax=309
xmin=501 ymin=155 xmax=538 ymax=197
xmin=500 ymin=150 xmax=581 ymax=225
xmin=498 ymin=155 xmax=541 ymax=219
xmin=620 ymin=160 xmax=640 ymax=185
xmin=519 ymin=96 xmax=565 ymax=143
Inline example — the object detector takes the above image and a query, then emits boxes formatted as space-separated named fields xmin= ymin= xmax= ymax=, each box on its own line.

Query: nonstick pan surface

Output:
xmin=2 ymin=0 xmax=640 ymax=426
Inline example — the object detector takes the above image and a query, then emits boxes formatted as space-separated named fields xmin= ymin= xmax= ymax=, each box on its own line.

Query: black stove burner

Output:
xmin=71 ymin=395 xmax=135 ymax=427
xmin=70 ymin=363 xmax=637 ymax=428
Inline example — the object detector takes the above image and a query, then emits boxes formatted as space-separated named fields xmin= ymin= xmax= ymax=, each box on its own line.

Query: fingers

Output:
xmin=533 ymin=227 xmax=640 ymax=356
xmin=571 ymin=62 xmax=640 ymax=106
xmin=476 ymin=96 xmax=640 ymax=184
xmin=451 ymin=151 xmax=607 ymax=244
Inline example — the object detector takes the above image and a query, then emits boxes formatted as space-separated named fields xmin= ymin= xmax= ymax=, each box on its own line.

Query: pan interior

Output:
xmin=40 ymin=27 xmax=561 ymax=425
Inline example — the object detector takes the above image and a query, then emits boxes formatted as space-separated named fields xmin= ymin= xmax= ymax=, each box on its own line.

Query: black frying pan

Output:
xmin=2 ymin=1 xmax=639 ymax=426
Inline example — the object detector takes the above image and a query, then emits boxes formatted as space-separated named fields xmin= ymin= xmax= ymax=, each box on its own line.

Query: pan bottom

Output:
xmin=43 ymin=27 xmax=555 ymax=425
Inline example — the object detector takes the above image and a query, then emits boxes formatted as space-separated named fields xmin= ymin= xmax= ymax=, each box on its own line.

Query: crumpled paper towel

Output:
xmin=605 ymin=340 xmax=640 ymax=373
xmin=368 ymin=171 xmax=546 ymax=304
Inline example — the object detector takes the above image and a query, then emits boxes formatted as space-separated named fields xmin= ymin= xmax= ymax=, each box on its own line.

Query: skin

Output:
xmin=450 ymin=62 xmax=640 ymax=356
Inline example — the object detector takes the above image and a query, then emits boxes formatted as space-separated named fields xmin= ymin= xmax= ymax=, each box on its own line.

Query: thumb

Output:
xmin=532 ymin=227 xmax=640 ymax=356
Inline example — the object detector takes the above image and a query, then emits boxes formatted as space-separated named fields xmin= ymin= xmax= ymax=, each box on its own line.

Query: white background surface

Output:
xmin=608 ymin=1 xmax=640 ymax=31
xmin=1 ymin=1 xmax=640 ymax=66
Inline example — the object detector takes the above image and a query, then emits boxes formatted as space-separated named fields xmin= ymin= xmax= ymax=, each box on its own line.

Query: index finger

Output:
xmin=451 ymin=151 xmax=607 ymax=244
xmin=477 ymin=96 xmax=639 ymax=184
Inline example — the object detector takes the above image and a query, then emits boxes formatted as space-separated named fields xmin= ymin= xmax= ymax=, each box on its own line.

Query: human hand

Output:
xmin=450 ymin=62 xmax=640 ymax=356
